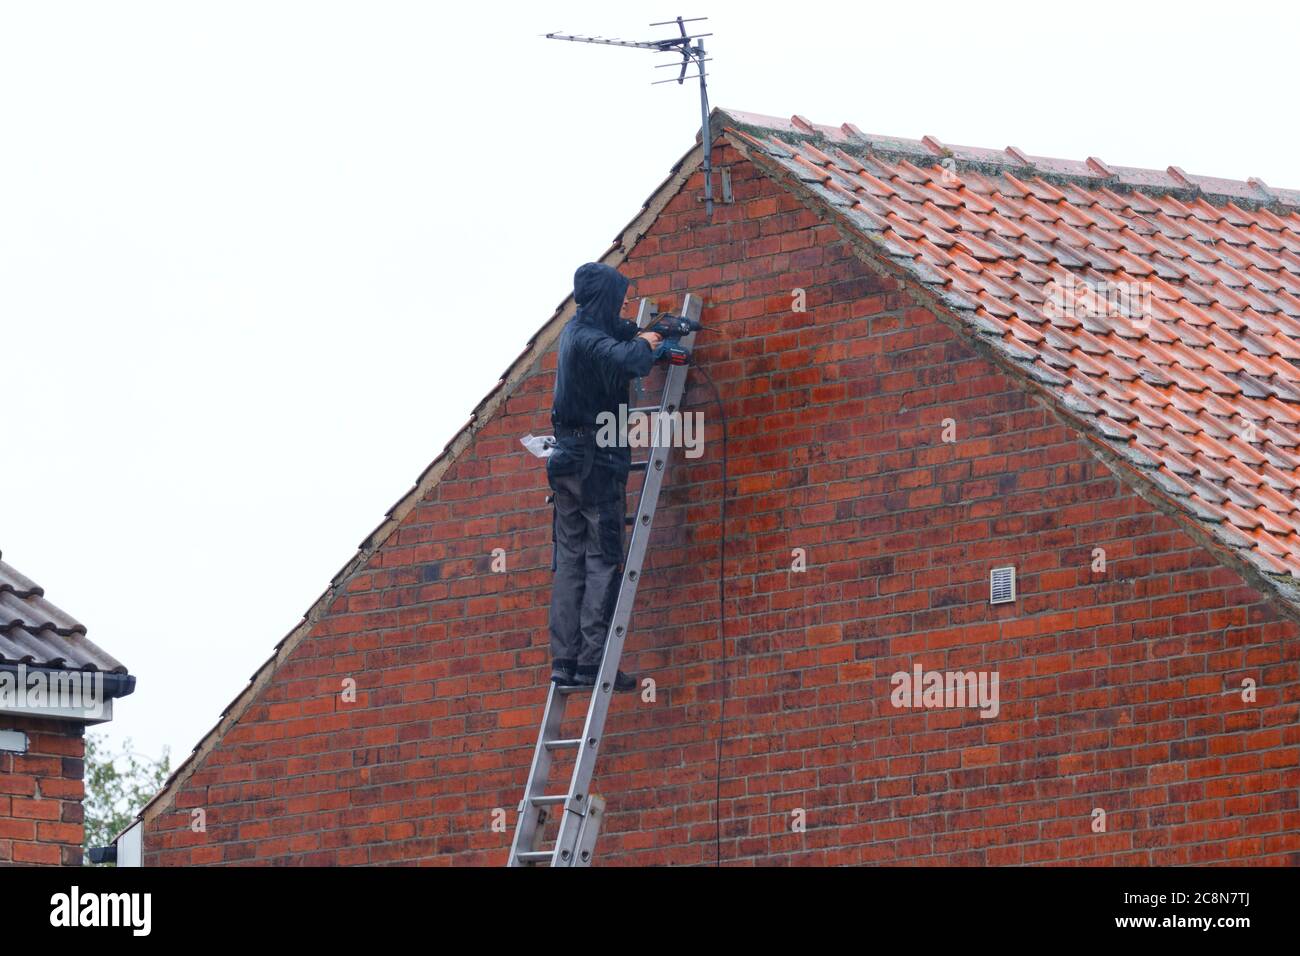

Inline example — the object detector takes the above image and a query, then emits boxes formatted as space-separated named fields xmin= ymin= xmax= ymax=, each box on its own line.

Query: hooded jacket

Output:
xmin=549 ymin=262 xmax=656 ymax=479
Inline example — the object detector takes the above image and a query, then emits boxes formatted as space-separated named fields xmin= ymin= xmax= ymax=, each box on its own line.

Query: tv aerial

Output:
xmin=546 ymin=17 xmax=717 ymax=217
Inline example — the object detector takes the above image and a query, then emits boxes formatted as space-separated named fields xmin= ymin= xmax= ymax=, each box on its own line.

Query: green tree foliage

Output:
xmin=83 ymin=733 xmax=170 ymax=865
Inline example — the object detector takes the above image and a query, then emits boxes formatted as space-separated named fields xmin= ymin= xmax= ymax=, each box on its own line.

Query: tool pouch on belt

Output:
xmin=547 ymin=424 xmax=602 ymax=490
xmin=546 ymin=425 xmax=592 ymax=475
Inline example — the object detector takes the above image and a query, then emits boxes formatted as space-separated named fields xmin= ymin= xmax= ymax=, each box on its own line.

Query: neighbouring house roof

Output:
xmin=0 ymin=552 xmax=127 ymax=674
xmin=719 ymin=108 xmax=1300 ymax=609
xmin=139 ymin=105 xmax=1300 ymax=827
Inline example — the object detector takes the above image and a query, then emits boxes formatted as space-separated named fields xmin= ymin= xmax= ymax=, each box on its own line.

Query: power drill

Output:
xmin=645 ymin=312 xmax=704 ymax=365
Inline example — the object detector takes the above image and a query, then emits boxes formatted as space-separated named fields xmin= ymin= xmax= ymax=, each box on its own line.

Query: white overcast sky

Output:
xmin=2 ymin=0 xmax=1297 ymax=766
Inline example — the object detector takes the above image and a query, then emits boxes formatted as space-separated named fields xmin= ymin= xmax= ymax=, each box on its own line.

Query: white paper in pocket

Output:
xmin=520 ymin=434 xmax=557 ymax=459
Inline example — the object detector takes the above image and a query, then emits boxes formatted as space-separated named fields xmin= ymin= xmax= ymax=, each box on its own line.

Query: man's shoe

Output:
xmin=573 ymin=667 xmax=638 ymax=693
xmin=550 ymin=659 xmax=577 ymax=684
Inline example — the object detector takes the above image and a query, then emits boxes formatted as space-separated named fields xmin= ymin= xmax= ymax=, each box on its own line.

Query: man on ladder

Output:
xmin=546 ymin=262 xmax=662 ymax=692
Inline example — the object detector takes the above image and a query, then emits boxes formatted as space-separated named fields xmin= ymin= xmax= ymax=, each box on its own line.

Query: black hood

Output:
xmin=573 ymin=262 xmax=629 ymax=335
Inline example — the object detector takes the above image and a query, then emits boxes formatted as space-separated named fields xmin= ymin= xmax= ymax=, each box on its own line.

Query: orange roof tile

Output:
xmin=719 ymin=108 xmax=1300 ymax=606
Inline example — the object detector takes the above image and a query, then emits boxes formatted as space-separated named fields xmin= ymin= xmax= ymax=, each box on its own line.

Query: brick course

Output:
xmin=0 ymin=716 xmax=85 ymax=866
xmin=143 ymin=143 xmax=1300 ymax=865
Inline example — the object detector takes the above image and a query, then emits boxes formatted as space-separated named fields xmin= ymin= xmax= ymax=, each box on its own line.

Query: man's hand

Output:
xmin=637 ymin=331 xmax=663 ymax=349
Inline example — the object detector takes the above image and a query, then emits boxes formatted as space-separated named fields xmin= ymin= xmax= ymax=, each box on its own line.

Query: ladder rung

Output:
xmin=530 ymin=794 xmax=567 ymax=806
xmin=629 ymin=460 xmax=648 ymax=471
xmin=515 ymin=851 xmax=552 ymax=863
xmin=545 ymin=738 xmax=581 ymax=750
xmin=556 ymin=683 xmax=587 ymax=695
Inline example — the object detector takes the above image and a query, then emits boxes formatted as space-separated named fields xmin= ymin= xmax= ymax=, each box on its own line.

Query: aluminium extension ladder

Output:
xmin=507 ymin=292 xmax=702 ymax=867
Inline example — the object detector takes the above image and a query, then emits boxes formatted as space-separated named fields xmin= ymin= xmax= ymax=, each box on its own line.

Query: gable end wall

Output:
xmin=143 ymin=144 xmax=1300 ymax=866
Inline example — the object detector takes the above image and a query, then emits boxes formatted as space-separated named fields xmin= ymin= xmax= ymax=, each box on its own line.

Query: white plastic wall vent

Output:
xmin=990 ymin=566 xmax=1016 ymax=604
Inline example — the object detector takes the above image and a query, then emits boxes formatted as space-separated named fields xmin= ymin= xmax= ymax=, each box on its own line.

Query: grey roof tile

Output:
xmin=0 ymin=554 xmax=127 ymax=673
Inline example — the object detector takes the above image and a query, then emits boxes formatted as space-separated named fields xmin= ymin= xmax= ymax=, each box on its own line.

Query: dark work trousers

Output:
xmin=548 ymin=465 xmax=627 ymax=672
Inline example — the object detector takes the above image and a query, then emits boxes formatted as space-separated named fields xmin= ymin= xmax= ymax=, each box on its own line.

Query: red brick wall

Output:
xmin=0 ymin=716 xmax=85 ymax=866
xmin=143 ymin=143 xmax=1300 ymax=865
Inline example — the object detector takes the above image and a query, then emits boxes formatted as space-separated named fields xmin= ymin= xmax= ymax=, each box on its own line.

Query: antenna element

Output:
xmin=546 ymin=17 xmax=716 ymax=218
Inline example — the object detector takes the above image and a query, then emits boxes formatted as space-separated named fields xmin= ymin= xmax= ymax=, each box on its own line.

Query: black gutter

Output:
xmin=0 ymin=663 xmax=136 ymax=699
xmin=87 ymin=845 xmax=118 ymax=865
